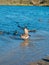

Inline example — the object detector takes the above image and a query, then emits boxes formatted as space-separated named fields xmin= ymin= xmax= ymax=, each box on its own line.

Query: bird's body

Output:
xmin=18 ymin=25 xmax=36 ymax=40
xmin=21 ymin=28 xmax=29 ymax=39
xmin=21 ymin=34 xmax=29 ymax=39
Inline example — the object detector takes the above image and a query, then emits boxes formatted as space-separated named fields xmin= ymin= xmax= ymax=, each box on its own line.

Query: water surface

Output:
xmin=0 ymin=6 xmax=49 ymax=65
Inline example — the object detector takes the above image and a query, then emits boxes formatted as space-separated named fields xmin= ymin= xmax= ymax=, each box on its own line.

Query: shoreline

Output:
xmin=0 ymin=4 xmax=49 ymax=6
xmin=0 ymin=0 xmax=49 ymax=6
xmin=0 ymin=3 xmax=49 ymax=6
xmin=28 ymin=56 xmax=49 ymax=65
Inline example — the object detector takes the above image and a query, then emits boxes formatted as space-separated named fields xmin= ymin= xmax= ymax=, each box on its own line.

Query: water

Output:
xmin=0 ymin=6 xmax=49 ymax=65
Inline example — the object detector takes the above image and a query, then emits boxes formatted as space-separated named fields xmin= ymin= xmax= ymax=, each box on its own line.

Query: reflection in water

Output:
xmin=21 ymin=39 xmax=30 ymax=47
xmin=0 ymin=30 xmax=49 ymax=65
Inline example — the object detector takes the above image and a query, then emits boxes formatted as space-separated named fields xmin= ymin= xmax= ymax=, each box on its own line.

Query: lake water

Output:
xmin=0 ymin=6 xmax=49 ymax=65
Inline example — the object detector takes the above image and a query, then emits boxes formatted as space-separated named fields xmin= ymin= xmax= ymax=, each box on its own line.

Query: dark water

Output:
xmin=0 ymin=6 xmax=49 ymax=65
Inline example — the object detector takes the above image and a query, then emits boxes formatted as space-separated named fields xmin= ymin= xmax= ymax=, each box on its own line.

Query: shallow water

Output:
xmin=0 ymin=6 xmax=49 ymax=65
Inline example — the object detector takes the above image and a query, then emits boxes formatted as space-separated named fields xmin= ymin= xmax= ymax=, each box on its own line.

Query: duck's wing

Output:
xmin=29 ymin=30 xmax=36 ymax=32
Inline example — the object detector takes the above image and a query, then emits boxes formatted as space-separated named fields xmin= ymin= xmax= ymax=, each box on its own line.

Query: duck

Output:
xmin=18 ymin=25 xmax=37 ymax=40
xmin=21 ymin=34 xmax=29 ymax=40
xmin=21 ymin=28 xmax=29 ymax=40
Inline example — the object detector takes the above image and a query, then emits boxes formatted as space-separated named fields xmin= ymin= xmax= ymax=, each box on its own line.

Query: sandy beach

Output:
xmin=0 ymin=0 xmax=49 ymax=6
